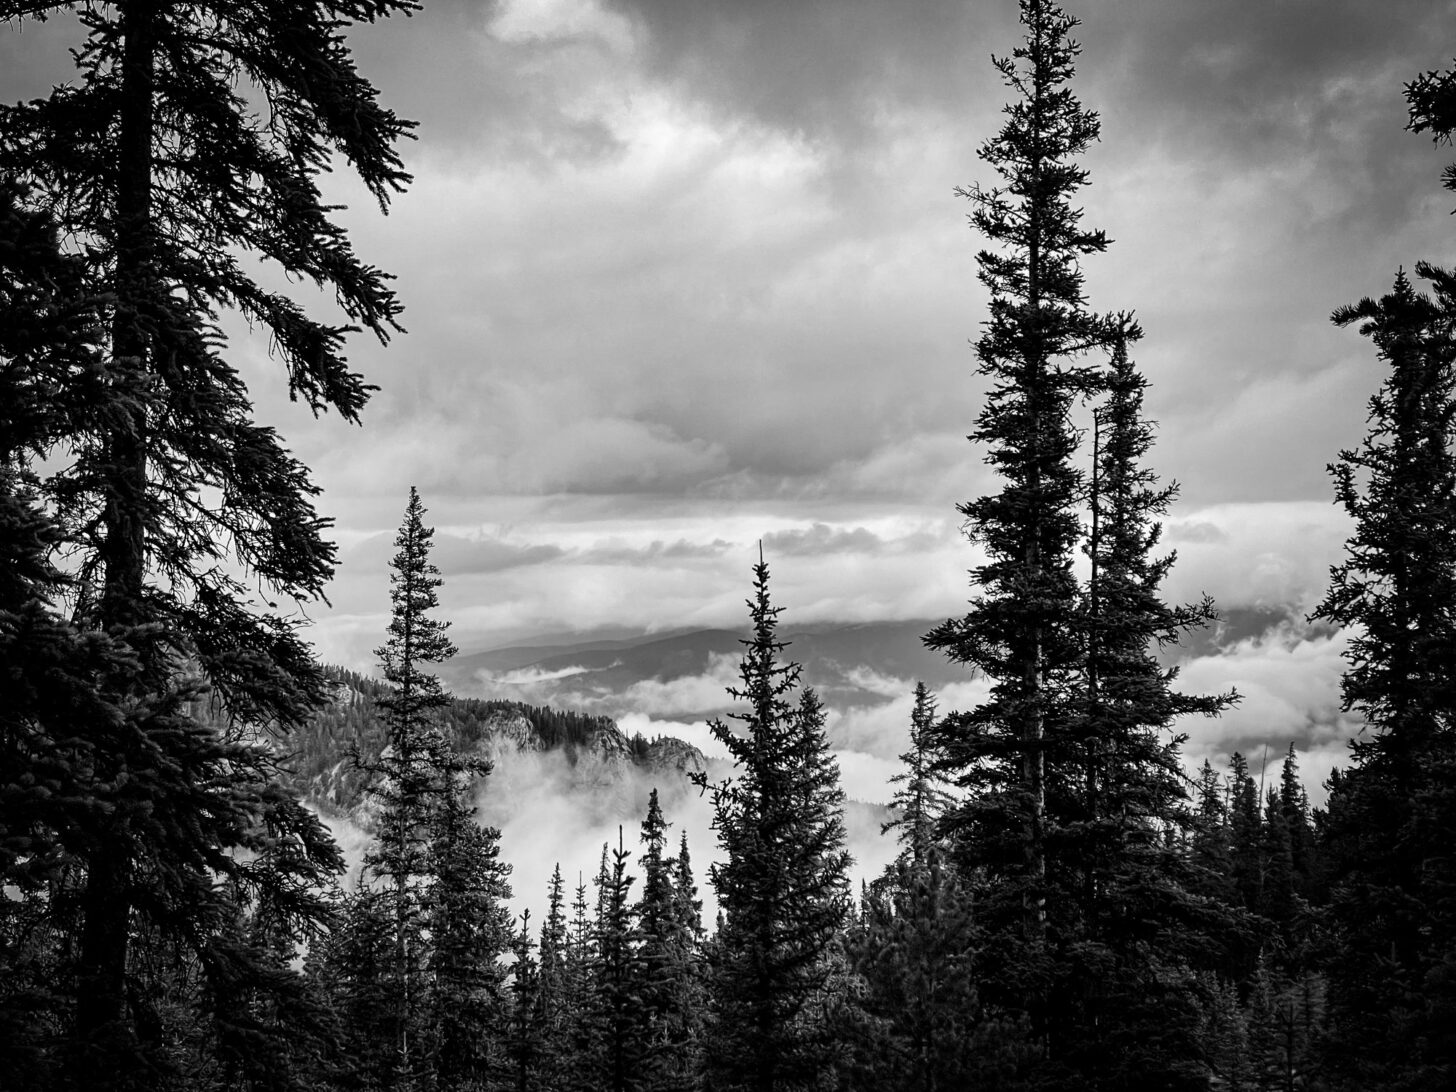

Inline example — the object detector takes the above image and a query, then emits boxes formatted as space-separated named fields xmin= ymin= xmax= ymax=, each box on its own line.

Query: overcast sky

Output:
xmin=6 ymin=1 xmax=1456 ymax=794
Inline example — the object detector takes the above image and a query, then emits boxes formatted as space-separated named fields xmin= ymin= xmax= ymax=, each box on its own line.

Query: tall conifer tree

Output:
xmin=884 ymin=683 xmax=953 ymax=867
xmin=1314 ymin=266 xmax=1456 ymax=1089
xmin=1064 ymin=330 xmax=1236 ymax=1083
xmin=364 ymin=486 xmax=459 ymax=1090
xmin=635 ymin=790 xmax=705 ymax=1092
xmin=425 ymin=744 xmax=513 ymax=1089
xmin=924 ymin=0 xmax=1113 ymax=952
xmin=0 ymin=4 xmax=414 ymax=1085
xmin=926 ymin=5 xmax=1231 ymax=1082
xmin=593 ymin=829 xmax=642 ymax=1092
xmin=702 ymin=555 xmax=851 ymax=1092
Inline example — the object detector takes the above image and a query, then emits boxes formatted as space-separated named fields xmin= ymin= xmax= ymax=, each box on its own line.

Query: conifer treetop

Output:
xmin=967 ymin=0 xmax=1114 ymax=366
xmin=375 ymin=485 xmax=456 ymax=729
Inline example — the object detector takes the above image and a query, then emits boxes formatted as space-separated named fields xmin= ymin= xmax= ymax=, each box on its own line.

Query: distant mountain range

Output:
xmin=442 ymin=606 xmax=1302 ymax=721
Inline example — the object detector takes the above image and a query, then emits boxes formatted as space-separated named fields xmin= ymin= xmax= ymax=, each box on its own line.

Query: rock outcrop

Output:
xmin=295 ymin=666 xmax=710 ymax=823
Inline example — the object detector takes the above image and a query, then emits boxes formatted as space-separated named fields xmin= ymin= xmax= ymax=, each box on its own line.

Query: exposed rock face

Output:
xmin=475 ymin=711 xmax=540 ymax=758
xmin=298 ymin=666 xmax=710 ymax=824
xmin=645 ymin=736 xmax=707 ymax=777
xmin=578 ymin=723 xmax=633 ymax=764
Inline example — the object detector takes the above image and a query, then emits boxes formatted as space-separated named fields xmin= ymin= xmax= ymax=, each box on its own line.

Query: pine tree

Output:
xmin=1276 ymin=745 xmax=1315 ymax=902
xmin=536 ymin=864 xmax=572 ymax=1088
xmin=883 ymin=683 xmax=953 ymax=867
xmin=1406 ymin=60 xmax=1456 ymax=204
xmin=1054 ymin=328 xmax=1236 ymax=1084
xmin=849 ymin=851 xmax=983 ymax=1092
xmin=924 ymin=0 xmax=1116 ymax=964
xmin=1 ymin=184 xmax=118 ymax=1090
xmin=1188 ymin=760 xmax=1235 ymax=905
xmin=1079 ymin=329 xmax=1234 ymax=872
xmin=561 ymin=871 xmax=599 ymax=1090
xmin=1313 ymin=266 xmax=1456 ymax=1088
xmin=1228 ymin=753 xmax=1264 ymax=917
xmin=674 ymin=832 xmax=705 ymax=943
xmin=507 ymin=913 xmax=545 ymax=1092
xmin=424 ymin=745 xmax=513 ymax=1090
xmin=0 ymin=4 xmax=414 ymax=1084
xmin=593 ymin=829 xmax=642 ymax=1092
xmin=314 ymin=884 xmax=400 ymax=1090
xmin=702 ymin=555 xmax=851 ymax=1092
xmin=924 ymin=5 xmax=1231 ymax=1083
xmin=1193 ymin=975 xmax=1254 ymax=1092
xmin=363 ymin=486 xmax=460 ymax=1090
xmin=631 ymin=793 xmax=706 ymax=1092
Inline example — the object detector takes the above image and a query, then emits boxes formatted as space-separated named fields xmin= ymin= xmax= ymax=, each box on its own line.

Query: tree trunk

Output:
xmin=74 ymin=1 xmax=155 ymax=1083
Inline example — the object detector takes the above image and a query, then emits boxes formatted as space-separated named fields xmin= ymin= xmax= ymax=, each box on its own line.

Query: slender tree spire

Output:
xmin=925 ymin=0 xmax=1116 ymax=947
xmin=365 ymin=486 xmax=459 ymax=1091
xmin=1315 ymin=264 xmax=1456 ymax=1087
xmin=885 ymin=683 xmax=952 ymax=868
xmin=702 ymin=554 xmax=851 ymax=1092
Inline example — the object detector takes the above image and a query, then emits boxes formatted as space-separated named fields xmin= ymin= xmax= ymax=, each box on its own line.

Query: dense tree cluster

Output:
xmin=3 ymin=0 xmax=1454 ymax=1089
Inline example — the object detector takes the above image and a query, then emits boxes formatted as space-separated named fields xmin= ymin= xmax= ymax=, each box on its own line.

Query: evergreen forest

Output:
xmin=3 ymin=1 xmax=1455 ymax=1090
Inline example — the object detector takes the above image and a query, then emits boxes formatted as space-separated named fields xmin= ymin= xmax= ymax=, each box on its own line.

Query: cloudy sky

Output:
xmin=7 ymin=1 xmax=1456 ymax=802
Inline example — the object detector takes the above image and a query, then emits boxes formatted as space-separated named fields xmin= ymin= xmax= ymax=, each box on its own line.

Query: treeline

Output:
xmin=3 ymin=1 xmax=1456 ymax=1091
xmin=288 ymin=665 xmax=631 ymax=809
xmin=294 ymin=490 xmax=849 ymax=1092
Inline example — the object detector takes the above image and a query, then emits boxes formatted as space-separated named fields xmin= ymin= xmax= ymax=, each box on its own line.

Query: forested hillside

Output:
xmin=3 ymin=1 xmax=1455 ymax=1091
xmin=287 ymin=665 xmax=702 ymax=814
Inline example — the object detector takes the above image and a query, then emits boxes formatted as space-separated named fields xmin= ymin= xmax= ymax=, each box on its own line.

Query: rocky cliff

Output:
xmin=293 ymin=666 xmax=708 ymax=820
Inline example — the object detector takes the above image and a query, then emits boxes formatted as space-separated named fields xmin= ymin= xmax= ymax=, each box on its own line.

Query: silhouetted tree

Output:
xmin=425 ymin=745 xmax=513 ymax=1089
xmin=1407 ymin=59 xmax=1456 ymax=203
xmin=702 ymin=556 xmax=851 ymax=1092
xmin=884 ymin=683 xmax=953 ymax=867
xmin=0 ymin=2 xmax=414 ymax=1084
xmin=636 ymin=791 xmax=706 ymax=1092
xmin=1314 ymin=266 xmax=1456 ymax=1089
xmin=924 ymin=0 xmax=1115 ymax=939
xmin=507 ymin=913 xmax=545 ymax=1092
xmin=594 ymin=830 xmax=642 ymax=1092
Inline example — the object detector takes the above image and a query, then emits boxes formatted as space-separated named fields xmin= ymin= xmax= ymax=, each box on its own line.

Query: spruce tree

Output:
xmin=507 ymin=913 xmax=545 ymax=1092
xmin=314 ymin=884 xmax=400 ymax=1089
xmin=883 ymin=683 xmax=953 ymax=867
xmin=593 ymin=829 xmax=642 ymax=1092
xmin=536 ymin=864 xmax=572 ymax=1087
xmin=0 ymin=183 xmax=117 ymax=1089
xmin=363 ymin=486 xmax=462 ymax=1089
xmin=702 ymin=555 xmax=851 ymax=1092
xmin=1227 ymin=752 xmax=1265 ymax=917
xmin=1276 ymin=745 xmax=1315 ymax=901
xmin=1314 ymin=266 xmax=1456 ymax=1088
xmin=562 ymin=871 xmax=599 ymax=1090
xmin=1056 ymin=328 xmax=1237 ymax=1083
xmin=923 ymin=0 xmax=1113 ymax=956
xmin=849 ymin=851 xmax=983 ymax=1092
xmin=636 ymin=790 xmax=704 ymax=1092
xmin=923 ymin=5 xmax=1234 ymax=1083
xmin=0 ymin=3 xmax=414 ymax=1085
xmin=1407 ymin=60 xmax=1456 ymax=204
xmin=424 ymin=745 xmax=513 ymax=1090
xmin=674 ymin=832 xmax=705 ymax=943
xmin=1188 ymin=760 xmax=1235 ymax=905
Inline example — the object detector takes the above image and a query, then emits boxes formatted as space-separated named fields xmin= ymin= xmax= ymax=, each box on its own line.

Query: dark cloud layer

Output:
xmin=606 ymin=0 xmax=1012 ymax=142
xmin=3 ymin=0 xmax=1445 ymax=754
